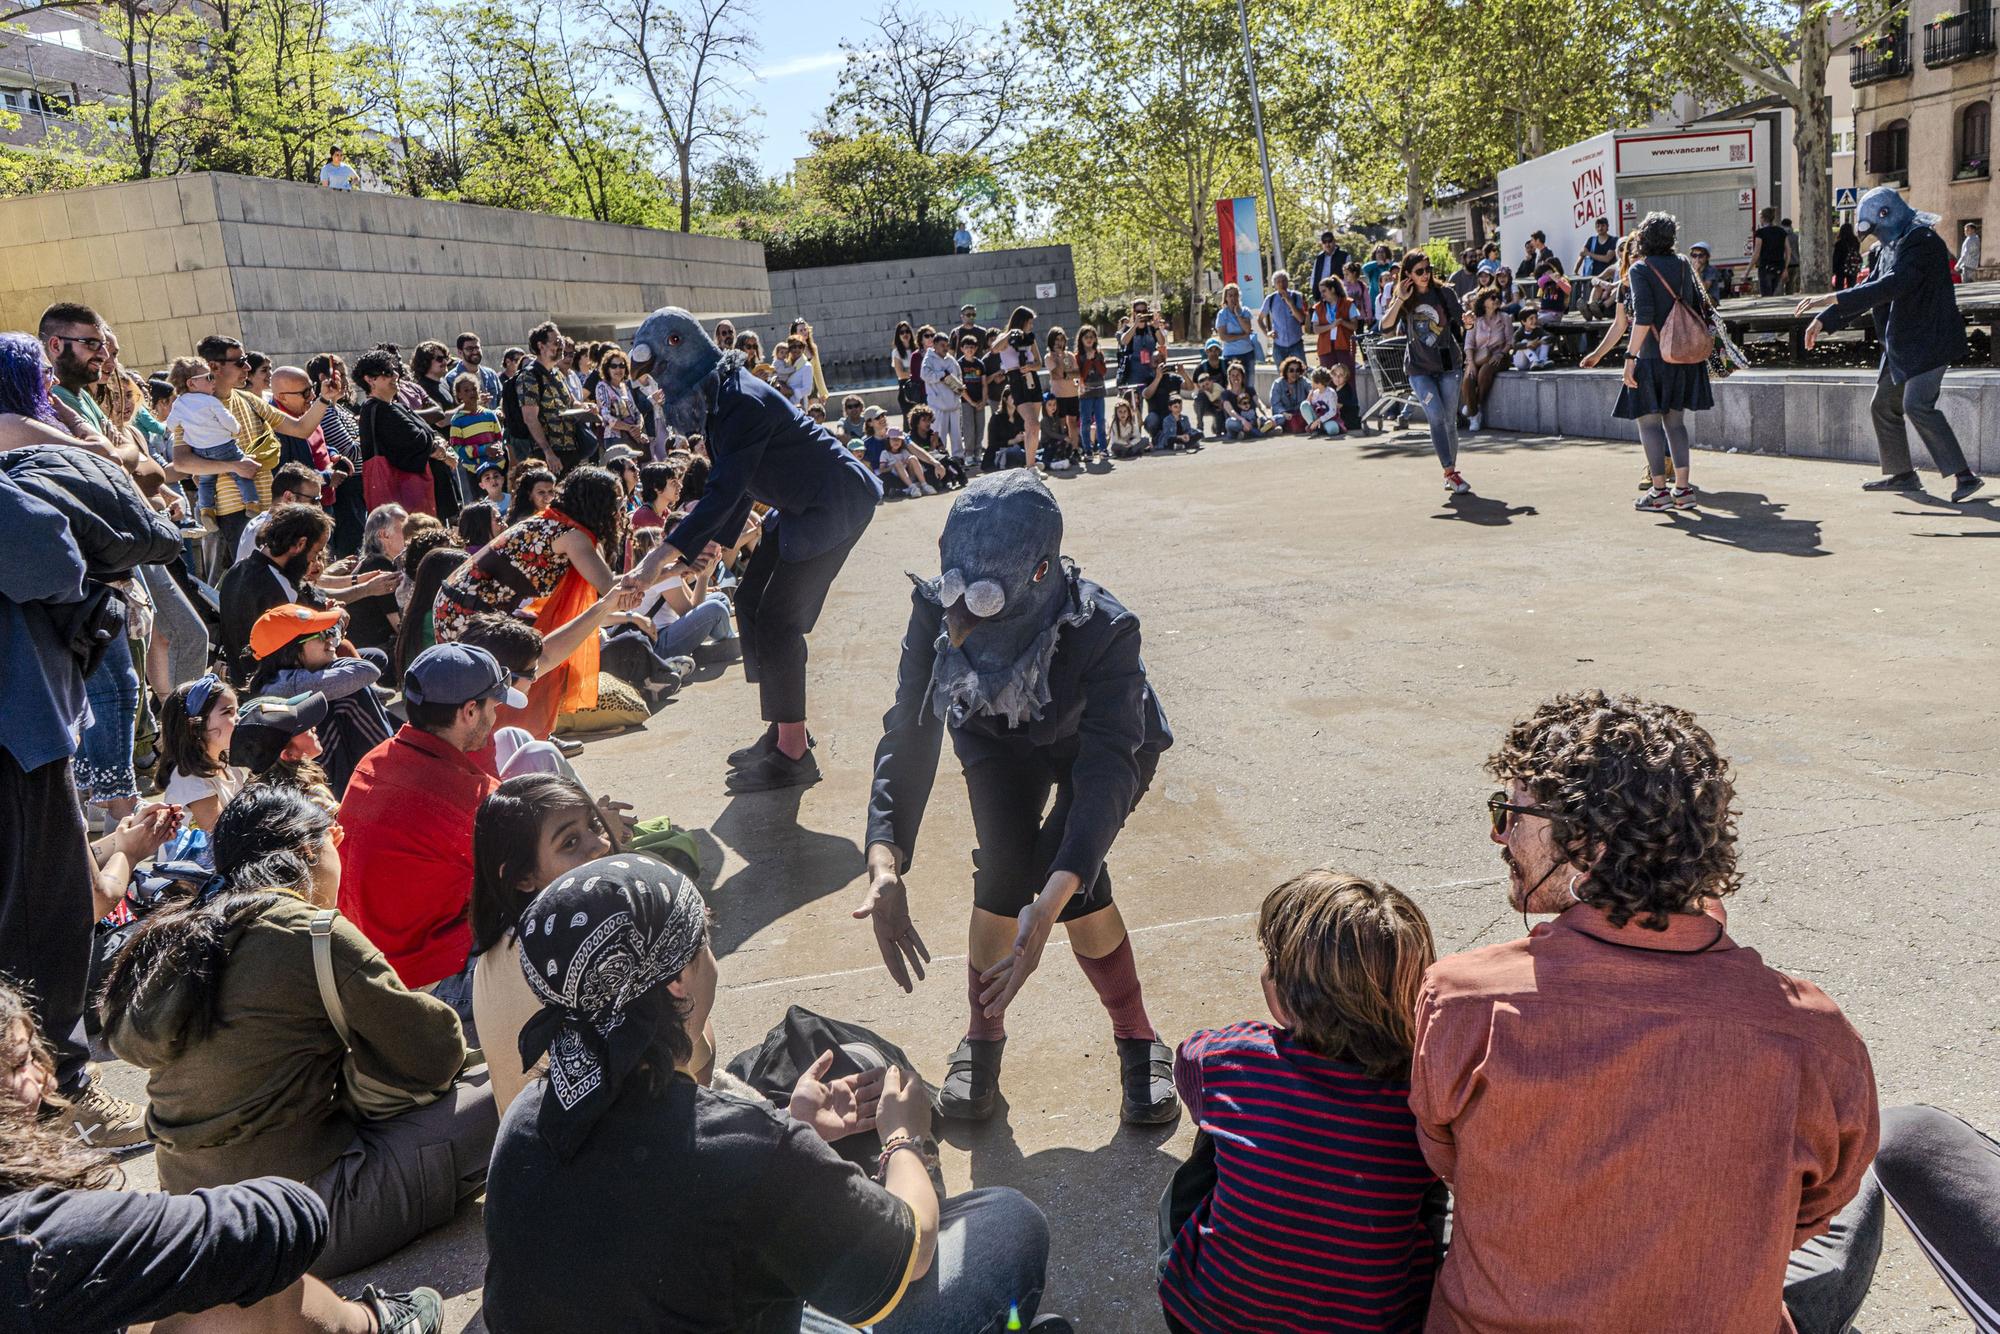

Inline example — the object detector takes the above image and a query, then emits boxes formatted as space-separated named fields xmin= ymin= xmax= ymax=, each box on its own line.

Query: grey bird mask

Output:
xmin=1853 ymin=186 xmax=1939 ymax=246
xmin=628 ymin=306 xmax=726 ymax=436
xmin=916 ymin=470 xmax=1086 ymax=728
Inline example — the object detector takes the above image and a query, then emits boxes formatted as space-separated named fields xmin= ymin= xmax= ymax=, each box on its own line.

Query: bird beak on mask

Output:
xmin=944 ymin=602 xmax=985 ymax=647
xmin=628 ymin=342 xmax=655 ymax=377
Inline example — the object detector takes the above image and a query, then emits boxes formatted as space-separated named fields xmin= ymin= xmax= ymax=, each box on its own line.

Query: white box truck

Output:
xmin=1497 ymin=122 xmax=1773 ymax=277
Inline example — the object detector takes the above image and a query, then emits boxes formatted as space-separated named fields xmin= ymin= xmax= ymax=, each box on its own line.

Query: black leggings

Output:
xmin=964 ymin=745 xmax=1138 ymax=921
xmin=733 ymin=516 xmax=868 ymax=723
xmin=0 ymin=751 xmax=94 ymax=1089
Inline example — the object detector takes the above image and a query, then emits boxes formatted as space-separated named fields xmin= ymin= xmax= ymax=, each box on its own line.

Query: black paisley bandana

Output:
xmin=516 ymin=854 xmax=708 ymax=1159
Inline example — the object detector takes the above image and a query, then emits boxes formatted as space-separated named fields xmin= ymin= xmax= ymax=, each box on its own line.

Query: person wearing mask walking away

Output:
xmin=1158 ymin=872 xmax=1443 ymax=1334
xmin=1797 ymin=187 xmax=1984 ymax=502
xmin=483 ymin=856 xmax=1061 ymax=1334
xmin=1617 ymin=212 xmax=1714 ymax=513
xmin=0 ymin=443 xmax=178 ymax=1150
xmin=1752 ymin=207 xmax=1789 ymax=296
xmin=318 ymin=145 xmax=358 ymax=189
xmin=1308 ymin=230 xmax=1351 ymax=298
xmin=629 ymin=306 xmax=882 ymax=793
xmin=1959 ymin=220 xmax=1982 ymax=277
xmin=338 ymin=643 xmax=526 ymax=1018
xmin=857 ymin=472 xmax=1179 ymax=1128
xmin=0 ymin=977 xmax=449 ymax=1333
xmin=1256 ymin=271 xmax=1308 ymax=369
xmin=1413 ymin=691 xmax=1881 ymax=1334
xmin=1382 ymin=249 xmax=1472 ymax=494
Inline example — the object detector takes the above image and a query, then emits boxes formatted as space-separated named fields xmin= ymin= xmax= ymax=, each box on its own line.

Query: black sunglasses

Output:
xmin=1488 ymin=791 xmax=1558 ymax=837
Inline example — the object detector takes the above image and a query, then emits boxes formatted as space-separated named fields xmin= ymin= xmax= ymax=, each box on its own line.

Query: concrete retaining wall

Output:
xmin=0 ymin=173 xmax=769 ymax=370
xmin=724 ymin=246 xmax=1080 ymax=389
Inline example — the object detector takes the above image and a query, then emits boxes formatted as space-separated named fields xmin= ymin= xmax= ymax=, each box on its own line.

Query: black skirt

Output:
xmin=1613 ymin=355 xmax=1714 ymax=419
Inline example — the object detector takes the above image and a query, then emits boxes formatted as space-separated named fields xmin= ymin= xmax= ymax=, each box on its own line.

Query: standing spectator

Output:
xmin=769 ymin=337 xmax=816 ymax=408
xmin=1116 ymin=298 xmax=1165 ymax=388
xmin=1212 ymin=283 xmax=1258 ymax=378
xmin=1476 ymin=241 xmax=1506 ymax=277
xmin=1575 ymin=216 xmax=1617 ymax=281
xmin=1361 ymin=244 xmax=1395 ymax=317
xmin=317 ymin=145 xmax=358 ymax=189
xmin=1256 ymin=270 xmax=1307 ymax=369
xmin=1831 ymin=224 xmax=1863 ymax=291
xmin=1448 ymin=247 xmax=1481 ymax=298
xmin=1753 ymin=208 xmax=1789 ymax=296
xmin=593 ymin=349 xmax=649 ymax=452
xmin=996 ymin=306 xmax=1045 ymax=470
xmin=954 ymin=219 xmax=973 ymax=252
xmin=1959 ymin=219 xmax=1982 ymax=276
xmin=308 ymin=352 xmax=368 ymax=555
xmin=890 ymin=321 xmax=920 ymax=422
xmin=922 ymin=328 xmax=969 ymax=463
xmin=1618 ymin=212 xmax=1714 ymax=513
xmin=1042 ymin=327 xmax=1081 ymax=464
xmin=1382 ymin=249 xmax=1471 ymax=494
xmin=1075 ymin=325 xmax=1109 ymax=462
xmin=179 ymin=333 xmax=332 ymax=564
xmin=1798 ymin=187 xmax=1983 ymax=501
xmin=447 ymin=331 xmax=502 ymax=405
xmin=1782 ymin=217 xmax=1801 ymax=293
xmin=357 ymin=348 xmax=443 ymax=516
xmin=1689 ymin=240 xmax=1732 ymax=305
xmin=1307 ymin=276 xmax=1360 ymax=375
xmin=1307 ymin=229 xmax=1351 ymax=298
xmin=339 ymin=643 xmax=524 ymax=1010
xmin=957 ymin=332 xmax=987 ymax=460
xmin=1414 ymin=692 xmax=1879 ymax=1334
xmin=521 ymin=322 xmax=594 ymax=474
xmin=0 ymin=443 xmax=176 ymax=1148
xmin=448 ymin=375 xmax=506 ymax=500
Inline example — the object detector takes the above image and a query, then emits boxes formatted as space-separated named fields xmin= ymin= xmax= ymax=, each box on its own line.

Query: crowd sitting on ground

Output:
xmin=4 ymin=272 xmax=1997 ymax=1333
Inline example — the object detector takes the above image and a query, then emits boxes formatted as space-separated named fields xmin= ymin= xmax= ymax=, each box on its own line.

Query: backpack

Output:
xmin=1643 ymin=260 xmax=1714 ymax=365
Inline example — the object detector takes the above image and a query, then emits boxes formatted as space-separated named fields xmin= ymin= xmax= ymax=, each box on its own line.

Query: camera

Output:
xmin=1007 ymin=329 xmax=1029 ymax=351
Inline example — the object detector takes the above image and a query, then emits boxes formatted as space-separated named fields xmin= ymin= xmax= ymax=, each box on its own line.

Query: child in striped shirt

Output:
xmin=1160 ymin=870 xmax=1443 ymax=1334
xmin=448 ymin=375 xmax=505 ymax=499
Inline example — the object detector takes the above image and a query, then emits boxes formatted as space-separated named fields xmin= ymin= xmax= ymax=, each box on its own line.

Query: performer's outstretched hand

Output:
xmin=855 ymin=843 xmax=930 ymax=992
xmin=788 ymin=1049 xmax=885 ymax=1143
xmin=978 ymin=871 xmax=1081 ymax=1017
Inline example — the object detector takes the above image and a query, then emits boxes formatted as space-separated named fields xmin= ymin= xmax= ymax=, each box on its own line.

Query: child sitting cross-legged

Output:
xmin=1303 ymin=368 xmax=1347 ymax=437
xmin=1159 ymin=869 xmax=1444 ymax=1334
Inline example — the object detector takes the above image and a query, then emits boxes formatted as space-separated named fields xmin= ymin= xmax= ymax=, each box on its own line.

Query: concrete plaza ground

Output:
xmin=117 ymin=427 xmax=1997 ymax=1330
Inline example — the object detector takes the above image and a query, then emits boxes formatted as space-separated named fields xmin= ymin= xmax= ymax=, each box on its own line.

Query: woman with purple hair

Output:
xmin=0 ymin=331 xmax=97 ymax=449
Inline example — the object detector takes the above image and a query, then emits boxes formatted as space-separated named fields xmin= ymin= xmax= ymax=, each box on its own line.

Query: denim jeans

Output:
xmin=1407 ymin=370 xmax=1463 ymax=469
xmin=423 ymin=957 xmax=478 ymax=1034
xmin=801 ymin=1187 xmax=1050 ymax=1334
xmin=1078 ymin=395 xmax=1108 ymax=455
xmin=76 ymin=634 xmax=139 ymax=803
xmin=653 ymin=594 xmax=736 ymax=660
xmin=1273 ymin=340 xmax=1305 ymax=368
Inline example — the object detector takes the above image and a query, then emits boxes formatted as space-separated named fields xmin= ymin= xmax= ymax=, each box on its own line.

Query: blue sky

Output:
xmin=744 ymin=0 xmax=1011 ymax=177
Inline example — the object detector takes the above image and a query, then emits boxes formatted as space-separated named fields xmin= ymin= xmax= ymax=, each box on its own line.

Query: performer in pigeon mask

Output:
xmin=627 ymin=308 xmax=882 ymax=792
xmin=856 ymin=471 xmax=1178 ymax=1124
xmin=1797 ymin=187 xmax=1984 ymax=502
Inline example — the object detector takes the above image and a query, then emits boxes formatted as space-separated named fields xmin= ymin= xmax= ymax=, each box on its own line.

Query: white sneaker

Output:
xmin=1468 ymin=413 xmax=1482 ymax=432
xmin=920 ymin=484 xmax=937 ymax=496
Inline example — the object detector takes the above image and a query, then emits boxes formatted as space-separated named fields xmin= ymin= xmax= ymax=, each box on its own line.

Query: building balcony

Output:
xmin=1926 ymin=7 xmax=1997 ymax=65
xmin=1851 ymin=27 xmax=1912 ymax=84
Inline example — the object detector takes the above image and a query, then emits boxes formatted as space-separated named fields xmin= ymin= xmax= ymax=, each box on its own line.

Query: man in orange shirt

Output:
xmin=1411 ymin=692 xmax=1881 ymax=1334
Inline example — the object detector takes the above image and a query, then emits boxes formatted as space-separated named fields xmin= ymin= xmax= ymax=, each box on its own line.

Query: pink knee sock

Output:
xmin=966 ymin=962 xmax=1006 ymax=1041
xmin=1075 ymin=935 xmax=1156 ymax=1041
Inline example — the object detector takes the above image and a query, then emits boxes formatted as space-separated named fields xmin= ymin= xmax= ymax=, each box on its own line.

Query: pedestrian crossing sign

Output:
xmin=1835 ymin=187 xmax=1859 ymax=210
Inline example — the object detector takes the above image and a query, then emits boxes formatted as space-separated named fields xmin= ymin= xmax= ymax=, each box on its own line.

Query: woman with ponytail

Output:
xmin=101 ymin=784 xmax=496 ymax=1278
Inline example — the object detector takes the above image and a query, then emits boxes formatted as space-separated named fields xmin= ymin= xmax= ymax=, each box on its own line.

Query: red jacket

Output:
xmin=337 ymin=725 xmax=498 ymax=988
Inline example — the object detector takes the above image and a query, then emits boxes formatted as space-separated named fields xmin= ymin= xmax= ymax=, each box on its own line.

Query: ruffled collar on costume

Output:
xmin=915 ymin=560 xmax=1094 ymax=729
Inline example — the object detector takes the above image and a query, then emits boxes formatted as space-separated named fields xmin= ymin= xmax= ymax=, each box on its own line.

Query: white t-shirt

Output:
xmin=165 ymin=392 xmax=243 ymax=451
xmin=319 ymin=161 xmax=358 ymax=190
xmin=160 ymin=764 xmax=248 ymax=810
xmin=638 ymin=575 xmax=694 ymax=633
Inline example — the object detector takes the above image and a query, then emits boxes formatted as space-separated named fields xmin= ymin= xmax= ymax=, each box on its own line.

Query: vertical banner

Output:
xmin=1215 ymin=197 xmax=1266 ymax=315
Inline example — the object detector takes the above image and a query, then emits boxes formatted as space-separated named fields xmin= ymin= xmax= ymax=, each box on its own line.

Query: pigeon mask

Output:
xmin=915 ymin=470 xmax=1090 ymax=728
xmin=1853 ymin=186 xmax=1939 ymax=245
xmin=628 ymin=306 xmax=727 ymax=436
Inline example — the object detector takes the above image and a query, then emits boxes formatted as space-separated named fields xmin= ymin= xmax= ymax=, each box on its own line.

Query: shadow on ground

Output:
xmin=705 ymin=785 xmax=865 ymax=958
xmin=1666 ymin=490 xmax=1829 ymax=557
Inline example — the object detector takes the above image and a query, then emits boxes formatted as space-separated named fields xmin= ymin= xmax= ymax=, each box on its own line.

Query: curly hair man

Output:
xmin=1408 ymin=691 xmax=1882 ymax=1334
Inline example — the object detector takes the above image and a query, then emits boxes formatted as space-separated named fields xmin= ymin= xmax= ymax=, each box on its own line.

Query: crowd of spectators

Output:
xmin=4 ymin=291 xmax=1997 ymax=1334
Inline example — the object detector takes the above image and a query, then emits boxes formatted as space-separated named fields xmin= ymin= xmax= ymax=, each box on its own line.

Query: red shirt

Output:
xmin=1410 ymin=904 xmax=1878 ymax=1334
xmin=337 ymin=725 xmax=499 ymax=988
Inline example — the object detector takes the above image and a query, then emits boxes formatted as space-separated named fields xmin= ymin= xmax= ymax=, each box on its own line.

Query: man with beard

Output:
xmin=216 ymin=502 xmax=394 ymax=683
xmin=627 ymin=307 xmax=881 ymax=793
xmin=854 ymin=471 xmax=1178 ymax=1125
xmin=1798 ymin=187 xmax=1984 ymax=502
xmin=36 ymin=304 xmax=120 ymax=455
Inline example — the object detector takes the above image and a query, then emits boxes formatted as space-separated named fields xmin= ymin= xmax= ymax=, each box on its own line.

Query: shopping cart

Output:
xmin=1357 ymin=335 xmax=1419 ymax=434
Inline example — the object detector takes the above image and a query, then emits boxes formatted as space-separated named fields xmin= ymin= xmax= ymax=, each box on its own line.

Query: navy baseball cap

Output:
xmin=403 ymin=643 xmax=529 ymax=710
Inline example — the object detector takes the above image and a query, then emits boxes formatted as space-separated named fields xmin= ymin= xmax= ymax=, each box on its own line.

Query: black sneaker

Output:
xmin=1952 ymin=472 xmax=1986 ymax=502
xmin=1116 ymin=1037 xmax=1178 ymax=1125
xmin=727 ymin=725 xmax=815 ymax=769
xmin=1862 ymin=471 xmax=1923 ymax=492
xmin=936 ymin=1036 xmax=1005 ymax=1121
xmin=724 ymin=745 xmax=821 ymax=794
xmin=360 ymin=1285 xmax=443 ymax=1334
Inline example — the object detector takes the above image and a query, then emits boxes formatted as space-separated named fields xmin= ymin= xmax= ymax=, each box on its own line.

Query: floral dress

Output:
xmin=433 ymin=514 xmax=573 ymax=641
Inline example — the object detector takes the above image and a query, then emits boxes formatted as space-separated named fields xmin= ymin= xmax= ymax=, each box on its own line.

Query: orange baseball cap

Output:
xmin=250 ymin=602 xmax=342 ymax=660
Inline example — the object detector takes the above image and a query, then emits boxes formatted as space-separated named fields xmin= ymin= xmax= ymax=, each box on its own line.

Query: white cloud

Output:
xmin=755 ymin=50 xmax=848 ymax=80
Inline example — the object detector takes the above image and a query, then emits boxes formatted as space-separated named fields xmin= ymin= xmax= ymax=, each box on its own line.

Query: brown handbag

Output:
xmin=1642 ymin=260 xmax=1715 ymax=366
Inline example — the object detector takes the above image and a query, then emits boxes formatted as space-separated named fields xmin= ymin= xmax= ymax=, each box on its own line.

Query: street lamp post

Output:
xmin=1234 ymin=0 xmax=1283 ymax=280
